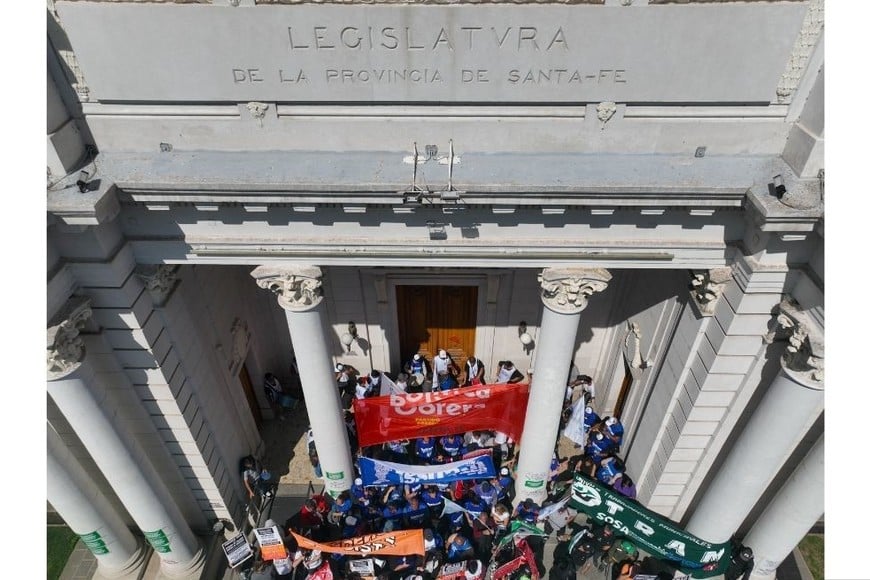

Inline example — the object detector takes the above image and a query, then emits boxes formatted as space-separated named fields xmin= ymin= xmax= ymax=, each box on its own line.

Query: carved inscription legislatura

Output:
xmin=287 ymin=25 xmax=570 ymax=52
xmin=230 ymin=23 xmax=628 ymax=90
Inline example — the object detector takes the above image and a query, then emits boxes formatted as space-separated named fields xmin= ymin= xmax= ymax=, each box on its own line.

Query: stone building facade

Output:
xmin=47 ymin=0 xmax=823 ymax=578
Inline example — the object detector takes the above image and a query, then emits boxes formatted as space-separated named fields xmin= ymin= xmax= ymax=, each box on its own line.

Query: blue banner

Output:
xmin=360 ymin=455 xmax=496 ymax=486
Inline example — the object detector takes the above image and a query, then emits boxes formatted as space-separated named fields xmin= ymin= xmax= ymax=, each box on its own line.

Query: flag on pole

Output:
xmin=440 ymin=497 xmax=469 ymax=518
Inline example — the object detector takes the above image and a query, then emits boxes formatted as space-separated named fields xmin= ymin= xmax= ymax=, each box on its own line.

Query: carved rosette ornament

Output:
xmin=764 ymin=296 xmax=824 ymax=386
xmin=251 ymin=265 xmax=324 ymax=312
xmin=538 ymin=268 xmax=612 ymax=314
xmin=689 ymin=267 xmax=733 ymax=316
xmin=47 ymin=297 xmax=93 ymax=381
xmin=135 ymin=264 xmax=180 ymax=306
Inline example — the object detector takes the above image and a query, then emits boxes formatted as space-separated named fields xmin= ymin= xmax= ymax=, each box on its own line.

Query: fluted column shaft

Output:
xmin=514 ymin=268 xmax=611 ymax=505
xmin=47 ymin=298 xmax=203 ymax=577
xmin=252 ymin=265 xmax=354 ymax=495
xmin=743 ymin=436 xmax=824 ymax=580
xmin=47 ymin=427 xmax=146 ymax=577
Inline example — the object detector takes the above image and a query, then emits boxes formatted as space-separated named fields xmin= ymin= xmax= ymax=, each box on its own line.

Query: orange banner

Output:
xmin=290 ymin=529 xmax=425 ymax=557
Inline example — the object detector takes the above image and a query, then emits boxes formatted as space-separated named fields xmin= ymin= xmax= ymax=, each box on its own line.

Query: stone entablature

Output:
xmin=56 ymin=2 xmax=807 ymax=104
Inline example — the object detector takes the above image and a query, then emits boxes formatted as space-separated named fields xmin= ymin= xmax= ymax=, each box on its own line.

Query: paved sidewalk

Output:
xmin=59 ymin=540 xmax=98 ymax=580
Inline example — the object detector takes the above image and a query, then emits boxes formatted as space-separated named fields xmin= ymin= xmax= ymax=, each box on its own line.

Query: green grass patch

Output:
xmin=47 ymin=526 xmax=80 ymax=580
xmin=798 ymin=533 xmax=824 ymax=580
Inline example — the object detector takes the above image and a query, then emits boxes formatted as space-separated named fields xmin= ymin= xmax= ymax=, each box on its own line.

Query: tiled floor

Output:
xmin=59 ymin=540 xmax=98 ymax=580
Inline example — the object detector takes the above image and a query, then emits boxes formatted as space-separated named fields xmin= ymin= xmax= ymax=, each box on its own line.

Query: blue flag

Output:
xmin=360 ymin=455 xmax=496 ymax=486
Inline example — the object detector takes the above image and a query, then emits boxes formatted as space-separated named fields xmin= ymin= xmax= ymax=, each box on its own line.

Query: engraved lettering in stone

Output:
xmin=314 ymin=26 xmax=334 ymax=49
xmin=461 ymin=27 xmax=482 ymax=49
xmin=341 ymin=27 xmax=361 ymax=49
xmin=325 ymin=69 xmax=443 ymax=84
xmin=461 ymin=70 xmax=489 ymax=83
xmin=507 ymin=68 xmax=627 ymax=85
xmin=288 ymin=27 xmax=309 ymax=49
xmin=287 ymin=25 xmax=571 ymax=52
xmin=518 ymin=27 xmax=538 ymax=50
xmin=232 ymin=69 xmax=263 ymax=83
xmin=279 ymin=69 xmax=308 ymax=83
xmin=433 ymin=28 xmax=453 ymax=51
xmin=405 ymin=27 xmax=424 ymax=50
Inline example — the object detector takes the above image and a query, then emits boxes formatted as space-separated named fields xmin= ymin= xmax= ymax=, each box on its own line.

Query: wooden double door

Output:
xmin=396 ymin=285 xmax=478 ymax=376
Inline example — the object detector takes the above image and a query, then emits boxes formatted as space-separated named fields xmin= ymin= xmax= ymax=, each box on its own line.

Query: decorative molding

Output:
xmin=246 ymin=102 xmax=269 ymax=127
xmin=228 ymin=318 xmax=251 ymax=376
xmin=689 ymin=267 xmax=733 ymax=316
xmin=764 ymin=296 xmax=824 ymax=385
xmin=597 ymin=101 xmax=617 ymax=126
xmin=251 ymin=265 xmax=324 ymax=312
xmin=135 ymin=264 xmax=181 ymax=306
xmin=775 ymin=0 xmax=824 ymax=104
xmin=47 ymin=296 xmax=92 ymax=381
xmin=538 ymin=267 xmax=612 ymax=314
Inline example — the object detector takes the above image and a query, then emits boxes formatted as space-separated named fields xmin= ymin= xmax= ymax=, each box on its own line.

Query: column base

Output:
xmin=93 ymin=538 xmax=152 ymax=580
xmin=154 ymin=539 xmax=208 ymax=580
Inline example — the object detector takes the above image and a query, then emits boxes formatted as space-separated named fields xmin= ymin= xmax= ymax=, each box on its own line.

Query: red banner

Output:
xmin=353 ymin=383 xmax=530 ymax=448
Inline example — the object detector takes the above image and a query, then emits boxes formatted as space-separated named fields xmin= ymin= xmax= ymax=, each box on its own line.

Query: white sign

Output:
xmin=222 ymin=533 xmax=254 ymax=569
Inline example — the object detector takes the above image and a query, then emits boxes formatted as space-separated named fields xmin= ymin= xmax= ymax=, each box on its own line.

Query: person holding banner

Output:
xmin=439 ymin=434 xmax=465 ymax=461
xmin=462 ymin=356 xmax=486 ymax=387
xmin=415 ymin=435 xmax=437 ymax=465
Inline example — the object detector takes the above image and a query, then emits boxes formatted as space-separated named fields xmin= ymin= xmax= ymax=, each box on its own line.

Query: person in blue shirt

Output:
xmin=595 ymin=455 xmax=626 ymax=486
xmin=421 ymin=485 xmax=445 ymax=517
xmin=381 ymin=501 xmax=404 ymax=532
xmin=601 ymin=416 xmax=625 ymax=449
xmin=439 ymin=434 xmax=464 ymax=461
xmin=473 ymin=480 xmax=498 ymax=508
xmin=415 ymin=436 xmax=437 ymax=465
xmin=513 ymin=498 xmax=540 ymax=524
xmin=350 ymin=477 xmax=366 ymax=503
xmin=495 ymin=467 xmax=514 ymax=505
xmin=585 ymin=430 xmax=616 ymax=461
xmin=403 ymin=495 xmax=429 ymax=528
xmin=446 ymin=533 xmax=476 ymax=562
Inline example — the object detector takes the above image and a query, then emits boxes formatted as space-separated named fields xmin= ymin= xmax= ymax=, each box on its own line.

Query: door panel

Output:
xmin=397 ymin=285 xmax=478 ymax=375
xmin=239 ymin=363 xmax=263 ymax=428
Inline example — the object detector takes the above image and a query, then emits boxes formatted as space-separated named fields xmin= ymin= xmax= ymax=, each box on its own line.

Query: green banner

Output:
xmin=568 ymin=474 xmax=730 ymax=578
xmin=144 ymin=529 xmax=172 ymax=554
xmin=79 ymin=531 xmax=109 ymax=556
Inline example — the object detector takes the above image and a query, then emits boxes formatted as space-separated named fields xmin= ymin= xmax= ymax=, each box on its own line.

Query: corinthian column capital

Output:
xmin=538 ymin=267 xmax=612 ymax=314
xmin=765 ymin=296 xmax=824 ymax=385
xmin=251 ymin=265 xmax=324 ymax=312
xmin=47 ymin=296 xmax=92 ymax=380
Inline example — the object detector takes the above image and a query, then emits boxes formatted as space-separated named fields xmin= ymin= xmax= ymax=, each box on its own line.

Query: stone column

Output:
xmin=685 ymin=297 xmax=823 ymax=543
xmin=742 ymin=435 xmax=824 ymax=580
xmin=514 ymin=268 xmax=611 ymax=504
xmin=47 ymin=297 xmax=204 ymax=578
xmin=47 ymin=427 xmax=148 ymax=578
xmin=252 ymin=265 xmax=354 ymax=495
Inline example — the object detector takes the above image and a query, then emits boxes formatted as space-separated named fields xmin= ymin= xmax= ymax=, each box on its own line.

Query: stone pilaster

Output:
xmin=47 ymin=299 xmax=205 ymax=577
xmin=685 ymin=297 xmax=823 ymax=543
xmin=514 ymin=267 xmax=611 ymax=505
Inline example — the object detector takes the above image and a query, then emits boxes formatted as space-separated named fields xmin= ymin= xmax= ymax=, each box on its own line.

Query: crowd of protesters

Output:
xmin=244 ymin=352 xmax=644 ymax=580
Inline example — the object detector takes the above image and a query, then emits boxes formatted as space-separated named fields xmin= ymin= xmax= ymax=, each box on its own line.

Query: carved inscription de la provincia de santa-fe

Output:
xmin=231 ymin=24 xmax=627 ymax=88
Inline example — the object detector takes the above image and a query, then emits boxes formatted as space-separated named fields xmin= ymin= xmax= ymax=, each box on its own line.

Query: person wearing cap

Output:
xmin=350 ymin=477 xmax=366 ymax=501
xmin=432 ymin=349 xmax=458 ymax=391
xmin=495 ymin=467 xmax=514 ymax=504
xmin=404 ymin=353 xmax=430 ymax=382
xmin=585 ymin=430 xmax=617 ymax=461
xmin=601 ymin=416 xmax=625 ymax=449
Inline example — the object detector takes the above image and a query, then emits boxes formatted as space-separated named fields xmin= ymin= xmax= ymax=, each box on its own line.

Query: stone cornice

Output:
xmin=47 ymin=296 xmax=92 ymax=381
xmin=47 ymin=178 xmax=121 ymax=226
xmin=538 ymin=267 xmax=611 ymax=314
xmin=251 ymin=265 xmax=324 ymax=312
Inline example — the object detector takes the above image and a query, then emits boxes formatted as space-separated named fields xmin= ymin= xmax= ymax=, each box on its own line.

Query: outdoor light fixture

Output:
xmin=340 ymin=321 xmax=358 ymax=353
xmin=76 ymin=170 xmax=90 ymax=193
xmin=772 ymin=174 xmax=787 ymax=198
xmin=518 ymin=321 xmax=533 ymax=346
